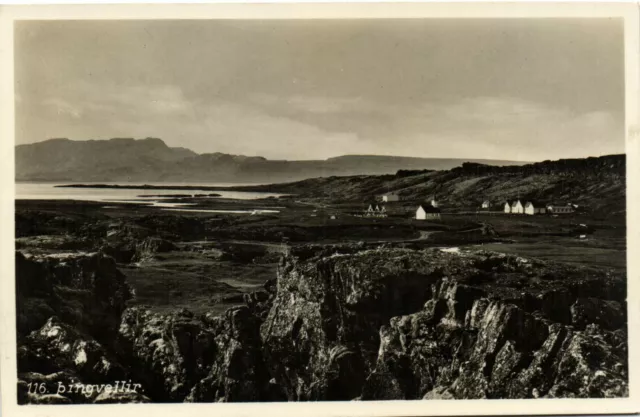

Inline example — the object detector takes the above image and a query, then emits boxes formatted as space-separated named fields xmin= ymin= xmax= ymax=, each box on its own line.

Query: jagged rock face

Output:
xmin=15 ymin=245 xmax=627 ymax=403
xmin=16 ymin=251 xmax=137 ymax=404
xmin=132 ymin=237 xmax=177 ymax=262
xmin=118 ymin=285 xmax=277 ymax=403
xmin=16 ymin=317 xmax=147 ymax=404
xmin=19 ymin=317 xmax=127 ymax=382
xmin=262 ymin=248 xmax=627 ymax=401
xmin=15 ymin=251 xmax=133 ymax=337
xmin=261 ymin=249 xmax=464 ymax=400
xmin=185 ymin=307 xmax=274 ymax=402
xmin=117 ymin=308 xmax=216 ymax=401
xmin=101 ymin=235 xmax=177 ymax=264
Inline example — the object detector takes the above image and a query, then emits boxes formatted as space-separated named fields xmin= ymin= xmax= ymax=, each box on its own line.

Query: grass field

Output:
xmin=476 ymin=241 xmax=626 ymax=271
xmin=16 ymin=198 xmax=627 ymax=314
xmin=121 ymin=248 xmax=278 ymax=315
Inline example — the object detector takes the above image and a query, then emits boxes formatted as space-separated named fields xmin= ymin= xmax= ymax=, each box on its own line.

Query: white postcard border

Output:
xmin=1 ymin=3 xmax=638 ymax=416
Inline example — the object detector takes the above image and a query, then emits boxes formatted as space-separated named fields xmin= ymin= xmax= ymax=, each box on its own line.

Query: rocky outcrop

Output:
xmin=261 ymin=247 xmax=627 ymax=400
xmin=15 ymin=251 xmax=132 ymax=337
xmin=15 ymin=245 xmax=628 ymax=403
xmin=101 ymin=228 xmax=178 ymax=264
xmin=184 ymin=306 xmax=275 ymax=402
xmin=15 ymin=251 xmax=138 ymax=404
xmin=117 ymin=307 xmax=213 ymax=401
xmin=132 ymin=237 xmax=177 ymax=262
xmin=261 ymin=248 xmax=447 ymax=400
xmin=117 ymin=279 xmax=278 ymax=402
xmin=16 ymin=235 xmax=92 ymax=251
xmin=19 ymin=317 xmax=127 ymax=383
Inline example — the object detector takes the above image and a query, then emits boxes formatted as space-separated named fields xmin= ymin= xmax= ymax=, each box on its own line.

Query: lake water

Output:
xmin=15 ymin=182 xmax=285 ymax=213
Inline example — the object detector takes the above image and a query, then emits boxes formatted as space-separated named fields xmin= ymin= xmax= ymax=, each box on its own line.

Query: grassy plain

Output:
xmin=16 ymin=195 xmax=626 ymax=315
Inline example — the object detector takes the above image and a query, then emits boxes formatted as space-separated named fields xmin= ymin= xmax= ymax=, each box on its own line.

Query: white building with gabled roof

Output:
xmin=416 ymin=204 xmax=441 ymax=220
xmin=524 ymin=201 xmax=547 ymax=215
xmin=509 ymin=200 xmax=524 ymax=214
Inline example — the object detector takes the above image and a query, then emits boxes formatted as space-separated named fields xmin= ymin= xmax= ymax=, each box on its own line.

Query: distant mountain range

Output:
xmin=15 ymin=138 xmax=529 ymax=183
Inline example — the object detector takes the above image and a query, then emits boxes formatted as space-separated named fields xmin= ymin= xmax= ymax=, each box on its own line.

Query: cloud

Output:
xmin=15 ymin=19 xmax=624 ymax=161
xmin=252 ymin=94 xmax=370 ymax=115
xmin=25 ymin=81 xmax=364 ymax=160
xmin=164 ymin=99 xmax=365 ymax=159
xmin=244 ymin=93 xmax=624 ymax=160
xmin=392 ymin=96 xmax=624 ymax=160
xmin=20 ymin=81 xmax=623 ymax=161
xmin=78 ymin=83 xmax=192 ymax=116
xmin=41 ymin=98 xmax=83 ymax=119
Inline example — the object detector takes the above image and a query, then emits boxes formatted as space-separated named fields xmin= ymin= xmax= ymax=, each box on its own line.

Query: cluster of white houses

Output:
xmin=378 ymin=192 xmax=577 ymax=219
xmin=364 ymin=204 xmax=388 ymax=218
xmin=484 ymin=199 xmax=577 ymax=215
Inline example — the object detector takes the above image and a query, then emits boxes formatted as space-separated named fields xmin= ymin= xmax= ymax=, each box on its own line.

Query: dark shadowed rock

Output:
xmin=22 ymin=393 xmax=73 ymax=404
xmin=14 ymin=242 xmax=627 ymax=403
xmin=263 ymin=247 xmax=627 ymax=401
xmin=133 ymin=237 xmax=178 ymax=262
xmin=15 ymin=250 xmax=134 ymax=404
xmin=20 ymin=317 xmax=127 ymax=383
xmin=119 ymin=293 xmax=277 ymax=403
xmin=18 ymin=370 xmax=84 ymax=404
xmin=185 ymin=306 xmax=273 ymax=402
xmin=571 ymin=298 xmax=625 ymax=330
xmin=118 ymin=307 xmax=205 ymax=401
xmin=261 ymin=248 xmax=453 ymax=401
xmin=546 ymin=324 xmax=628 ymax=398
xmin=15 ymin=251 xmax=132 ymax=338
xmin=93 ymin=390 xmax=151 ymax=404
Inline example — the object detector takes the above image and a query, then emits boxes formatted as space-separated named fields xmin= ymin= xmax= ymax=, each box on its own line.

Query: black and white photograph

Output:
xmin=1 ymin=3 xmax=638 ymax=416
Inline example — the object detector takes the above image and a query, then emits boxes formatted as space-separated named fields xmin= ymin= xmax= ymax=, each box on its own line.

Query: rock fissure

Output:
xmin=17 ymin=245 xmax=628 ymax=403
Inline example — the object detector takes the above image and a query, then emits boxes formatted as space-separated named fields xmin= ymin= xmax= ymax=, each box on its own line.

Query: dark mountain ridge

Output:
xmin=16 ymin=138 xmax=197 ymax=181
xmin=16 ymin=137 xmax=528 ymax=183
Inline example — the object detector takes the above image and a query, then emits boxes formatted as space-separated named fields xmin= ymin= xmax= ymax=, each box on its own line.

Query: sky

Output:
xmin=14 ymin=19 xmax=625 ymax=161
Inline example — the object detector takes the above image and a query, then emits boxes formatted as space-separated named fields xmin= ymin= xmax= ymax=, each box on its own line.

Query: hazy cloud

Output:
xmin=15 ymin=19 xmax=625 ymax=161
xmin=41 ymin=98 xmax=83 ymax=119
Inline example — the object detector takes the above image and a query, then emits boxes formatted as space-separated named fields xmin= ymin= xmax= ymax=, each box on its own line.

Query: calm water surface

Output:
xmin=15 ymin=182 xmax=285 ymax=213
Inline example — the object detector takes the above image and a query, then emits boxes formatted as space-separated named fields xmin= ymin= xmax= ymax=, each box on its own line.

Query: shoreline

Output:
xmin=54 ymin=184 xmax=241 ymax=192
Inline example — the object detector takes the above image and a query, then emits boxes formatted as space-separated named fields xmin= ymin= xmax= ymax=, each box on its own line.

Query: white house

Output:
xmin=509 ymin=200 xmax=524 ymax=214
xmin=365 ymin=204 xmax=375 ymax=216
xmin=481 ymin=200 xmax=492 ymax=209
xmin=524 ymin=201 xmax=547 ymax=215
xmin=365 ymin=204 xmax=387 ymax=218
xmin=546 ymin=203 xmax=575 ymax=214
xmin=504 ymin=202 xmax=511 ymax=213
xmin=382 ymin=193 xmax=400 ymax=202
xmin=416 ymin=205 xmax=441 ymax=220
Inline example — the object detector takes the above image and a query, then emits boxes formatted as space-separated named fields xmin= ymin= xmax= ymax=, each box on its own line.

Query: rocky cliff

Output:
xmin=16 ymin=251 xmax=132 ymax=337
xmin=261 ymin=247 xmax=627 ymax=400
xmin=16 ymin=251 xmax=144 ymax=404
xmin=16 ymin=245 xmax=627 ymax=403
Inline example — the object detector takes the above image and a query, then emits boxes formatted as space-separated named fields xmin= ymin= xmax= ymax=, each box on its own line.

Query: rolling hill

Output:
xmin=230 ymin=154 xmax=626 ymax=215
